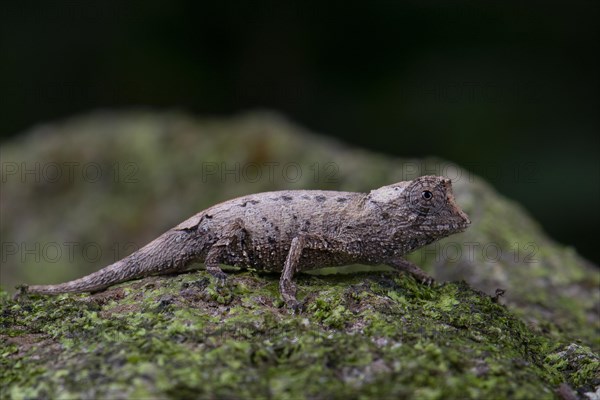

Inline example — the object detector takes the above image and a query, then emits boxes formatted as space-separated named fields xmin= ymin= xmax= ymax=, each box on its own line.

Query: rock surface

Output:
xmin=1 ymin=111 xmax=598 ymax=399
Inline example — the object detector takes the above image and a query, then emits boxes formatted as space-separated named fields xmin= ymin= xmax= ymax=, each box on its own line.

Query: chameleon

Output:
xmin=19 ymin=175 xmax=470 ymax=309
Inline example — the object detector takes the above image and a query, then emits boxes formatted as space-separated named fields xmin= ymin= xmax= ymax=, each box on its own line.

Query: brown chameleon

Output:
xmin=20 ymin=175 xmax=470 ymax=309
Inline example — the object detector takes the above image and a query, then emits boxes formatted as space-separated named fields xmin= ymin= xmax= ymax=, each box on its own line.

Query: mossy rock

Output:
xmin=1 ymin=111 xmax=598 ymax=399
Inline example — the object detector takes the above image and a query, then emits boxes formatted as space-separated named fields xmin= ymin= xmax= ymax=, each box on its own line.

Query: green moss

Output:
xmin=545 ymin=344 xmax=600 ymax=388
xmin=2 ymin=271 xmax=597 ymax=399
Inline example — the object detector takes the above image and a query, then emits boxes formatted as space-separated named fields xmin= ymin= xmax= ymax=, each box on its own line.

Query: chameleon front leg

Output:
xmin=204 ymin=219 xmax=247 ymax=281
xmin=279 ymin=235 xmax=307 ymax=311
xmin=386 ymin=258 xmax=435 ymax=286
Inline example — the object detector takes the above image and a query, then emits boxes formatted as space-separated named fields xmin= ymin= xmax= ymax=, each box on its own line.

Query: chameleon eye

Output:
xmin=421 ymin=190 xmax=433 ymax=200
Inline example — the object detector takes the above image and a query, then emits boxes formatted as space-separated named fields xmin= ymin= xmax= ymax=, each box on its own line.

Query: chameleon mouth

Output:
xmin=455 ymin=217 xmax=471 ymax=232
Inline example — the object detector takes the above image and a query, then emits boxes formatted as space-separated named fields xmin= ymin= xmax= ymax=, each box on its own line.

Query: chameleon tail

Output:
xmin=21 ymin=229 xmax=201 ymax=296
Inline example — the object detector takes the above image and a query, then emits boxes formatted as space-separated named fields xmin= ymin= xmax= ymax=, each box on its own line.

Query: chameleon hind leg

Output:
xmin=204 ymin=218 xmax=247 ymax=281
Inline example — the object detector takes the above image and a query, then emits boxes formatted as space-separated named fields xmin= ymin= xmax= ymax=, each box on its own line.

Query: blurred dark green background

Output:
xmin=1 ymin=1 xmax=598 ymax=264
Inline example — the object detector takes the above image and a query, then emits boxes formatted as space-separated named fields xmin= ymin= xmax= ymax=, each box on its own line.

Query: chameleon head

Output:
xmin=403 ymin=175 xmax=470 ymax=234
xmin=368 ymin=175 xmax=470 ymax=235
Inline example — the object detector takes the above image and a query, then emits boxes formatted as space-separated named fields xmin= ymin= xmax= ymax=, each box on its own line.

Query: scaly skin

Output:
xmin=20 ymin=176 xmax=470 ymax=309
